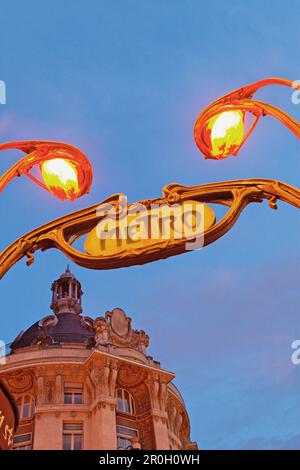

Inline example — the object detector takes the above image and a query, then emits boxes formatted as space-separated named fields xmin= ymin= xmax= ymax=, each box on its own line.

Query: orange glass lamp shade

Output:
xmin=0 ymin=140 xmax=93 ymax=200
xmin=194 ymin=78 xmax=300 ymax=160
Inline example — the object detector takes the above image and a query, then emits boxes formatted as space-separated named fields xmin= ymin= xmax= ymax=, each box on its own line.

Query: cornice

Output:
xmin=0 ymin=346 xmax=175 ymax=382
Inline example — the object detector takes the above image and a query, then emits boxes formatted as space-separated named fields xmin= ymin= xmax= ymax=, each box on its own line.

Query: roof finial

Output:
xmin=66 ymin=264 xmax=71 ymax=274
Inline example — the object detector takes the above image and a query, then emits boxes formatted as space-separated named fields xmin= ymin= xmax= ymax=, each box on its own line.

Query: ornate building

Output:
xmin=0 ymin=268 xmax=197 ymax=450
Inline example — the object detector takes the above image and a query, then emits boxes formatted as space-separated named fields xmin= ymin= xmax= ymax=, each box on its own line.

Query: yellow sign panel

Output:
xmin=84 ymin=199 xmax=215 ymax=257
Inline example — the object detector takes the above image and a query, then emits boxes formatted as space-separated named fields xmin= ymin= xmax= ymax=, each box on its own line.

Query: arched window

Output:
xmin=16 ymin=395 xmax=35 ymax=420
xmin=116 ymin=388 xmax=135 ymax=415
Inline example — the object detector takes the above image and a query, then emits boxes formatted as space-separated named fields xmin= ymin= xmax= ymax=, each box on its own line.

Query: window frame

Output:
xmin=116 ymin=425 xmax=138 ymax=450
xmin=13 ymin=432 xmax=32 ymax=450
xmin=64 ymin=387 xmax=83 ymax=405
xmin=14 ymin=444 xmax=32 ymax=450
xmin=116 ymin=388 xmax=135 ymax=415
xmin=16 ymin=395 xmax=35 ymax=421
xmin=62 ymin=422 xmax=84 ymax=450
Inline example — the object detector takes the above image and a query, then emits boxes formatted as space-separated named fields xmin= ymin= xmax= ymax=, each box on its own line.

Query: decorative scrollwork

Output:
xmin=6 ymin=371 xmax=34 ymax=393
xmin=1 ymin=178 xmax=300 ymax=279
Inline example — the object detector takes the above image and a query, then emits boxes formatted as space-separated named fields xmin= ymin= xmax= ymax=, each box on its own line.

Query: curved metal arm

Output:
xmin=1 ymin=178 xmax=300 ymax=279
xmin=0 ymin=140 xmax=93 ymax=198
xmin=194 ymin=77 xmax=300 ymax=159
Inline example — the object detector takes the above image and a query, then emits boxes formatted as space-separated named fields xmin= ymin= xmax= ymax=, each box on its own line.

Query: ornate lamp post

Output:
xmin=0 ymin=77 xmax=300 ymax=279
xmin=193 ymin=77 xmax=300 ymax=160
xmin=0 ymin=80 xmax=300 ymax=446
xmin=0 ymin=140 xmax=93 ymax=200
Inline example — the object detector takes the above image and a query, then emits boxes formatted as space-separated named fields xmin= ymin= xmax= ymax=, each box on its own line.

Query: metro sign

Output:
xmin=0 ymin=381 xmax=17 ymax=450
xmin=1 ymin=178 xmax=300 ymax=279
xmin=84 ymin=196 xmax=216 ymax=258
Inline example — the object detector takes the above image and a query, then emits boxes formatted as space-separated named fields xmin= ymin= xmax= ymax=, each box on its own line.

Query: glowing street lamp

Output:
xmin=194 ymin=77 xmax=300 ymax=160
xmin=0 ymin=140 xmax=93 ymax=200
xmin=2 ymin=78 xmax=300 ymax=279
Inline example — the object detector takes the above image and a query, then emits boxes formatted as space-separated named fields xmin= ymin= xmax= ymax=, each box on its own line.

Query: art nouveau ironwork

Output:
xmin=1 ymin=78 xmax=300 ymax=279
xmin=194 ymin=78 xmax=300 ymax=159
xmin=0 ymin=140 xmax=93 ymax=200
xmin=1 ymin=178 xmax=300 ymax=279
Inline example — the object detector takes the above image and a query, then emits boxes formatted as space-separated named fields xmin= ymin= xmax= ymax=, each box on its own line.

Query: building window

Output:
xmin=16 ymin=395 xmax=35 ymax=420
xmin=116 ymin=388 xmax=135 ymax=415
xmin=14 ymin=445 xmax=32 ymax=450
xmin=64 ymin=387 xmax=83 ymax=405
xmin=63 ymin=422 xmax=83 ymax=450
xmin=13 ymin=433 xmax=32 ymax=450
xmin=117 ymin=425 xmax=137 ymax=450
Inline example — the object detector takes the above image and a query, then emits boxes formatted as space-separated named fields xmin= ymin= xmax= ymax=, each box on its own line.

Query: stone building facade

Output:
xmin=0 ymin=268 xmax=197 ymax=450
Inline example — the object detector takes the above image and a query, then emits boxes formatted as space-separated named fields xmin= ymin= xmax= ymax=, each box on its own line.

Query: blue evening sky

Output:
xmin=1 ymin=0 xmax=300 ymax=449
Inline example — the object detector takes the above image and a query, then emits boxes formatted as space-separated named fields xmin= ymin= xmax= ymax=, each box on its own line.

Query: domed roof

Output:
xmin=11 ymin=268 xmax=95 ymax=351
xmin=11 ymin=312 xmax=95 ymax=350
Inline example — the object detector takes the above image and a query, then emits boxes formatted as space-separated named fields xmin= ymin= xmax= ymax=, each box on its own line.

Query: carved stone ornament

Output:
xmin=93 ymin=308 xmax=150 ymax=354
xmin=6 ymin=370 xmax=34 ymax=393
xmin=80 ymin=316 xmax=94 ymax=330
xmin=147 ymin=373 xmax=168 ymax=412
xmin=88 ymin=359 xmax=118 ymax=399
xmin=46 ymin=381 xmax=54 ymax=404
xmin=38 ymin=315 xmax=58 ymax=330
xmin=71 ymin=365 xmax=81 ymax=378
xmin=94 ymin=317 xmax=109 ymax=347
xmin=118 ymin=365 xmax=148 ymax=388
xmin=167 ymin=395 xmax=186 ymax=440
xmin=109 ymin=308 xmax=130 ymax=336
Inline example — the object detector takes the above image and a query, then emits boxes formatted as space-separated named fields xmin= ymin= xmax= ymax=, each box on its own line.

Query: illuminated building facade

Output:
xmin=0 ymin=268 xmax=197 ymax=450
